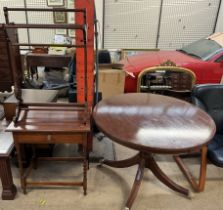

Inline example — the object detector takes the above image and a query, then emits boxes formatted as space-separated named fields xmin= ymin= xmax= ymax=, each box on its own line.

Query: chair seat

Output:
xmin=208 ymin=134 xmax=223 ymax=167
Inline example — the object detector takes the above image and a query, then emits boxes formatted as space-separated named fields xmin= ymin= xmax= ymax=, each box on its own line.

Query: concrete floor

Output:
xmin=1 ymin=138 xmax=223 ymax=210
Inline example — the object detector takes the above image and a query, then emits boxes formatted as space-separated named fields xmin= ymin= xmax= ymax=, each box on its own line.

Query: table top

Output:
xmin=6 ymin=106 xmax=90 ymax=133
xmin=93 ymin=93 xmax=216 ymax=154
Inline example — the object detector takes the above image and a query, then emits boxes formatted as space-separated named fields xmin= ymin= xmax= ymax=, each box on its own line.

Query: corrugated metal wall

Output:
xmin=104 ymin=0 xmax=221 ymax=50
xmin=25 ymin=0 xmax=55 ymax=44
xmin=0 ymin=0 xmax=221 ymax=50
xmin=0 ymin=0 xmax=75 ymax=45
xmin=104 ymin=0 xmax=161 ymax=49
xmin=0 ymin=0 xmax=28 ymax=43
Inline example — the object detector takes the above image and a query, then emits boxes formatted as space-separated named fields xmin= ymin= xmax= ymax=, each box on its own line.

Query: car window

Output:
xmin=215 ymin=55 xmax=223 ymax=63
xmin=180 ymin=39 xmax=222 ymax=60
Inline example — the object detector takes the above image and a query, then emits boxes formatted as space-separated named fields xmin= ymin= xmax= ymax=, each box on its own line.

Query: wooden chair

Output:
xmin=192 ymin=84 xmax=223 ymax=167
xmin=172 ymin=84 xmax=223 ymax=192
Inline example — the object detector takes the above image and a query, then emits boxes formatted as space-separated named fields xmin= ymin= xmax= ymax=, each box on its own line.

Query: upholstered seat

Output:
xmin=208 ymin=134 xmax=223 ymax=166
xmin=192 ymin=84 xmax=223 ymax=167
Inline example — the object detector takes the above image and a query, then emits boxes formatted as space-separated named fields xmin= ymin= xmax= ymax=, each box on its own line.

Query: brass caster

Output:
xmin=97 ymin=158 xmax=105 ymax=167
xmin=188 ymin=191 xmax=195 ymax=199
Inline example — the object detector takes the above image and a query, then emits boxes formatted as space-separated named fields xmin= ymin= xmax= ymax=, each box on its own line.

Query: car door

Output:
xmin=204 ymin=52 xmax=223 ymax=83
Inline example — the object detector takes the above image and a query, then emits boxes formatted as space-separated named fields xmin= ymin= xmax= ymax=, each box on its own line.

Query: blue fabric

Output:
xmin=192 ymin=84 xmax=223 ymax=167
xmin=208 ymin=134 xmax=223 ymax=166
xmin=68 ymin=57 xmax=76 ymax=88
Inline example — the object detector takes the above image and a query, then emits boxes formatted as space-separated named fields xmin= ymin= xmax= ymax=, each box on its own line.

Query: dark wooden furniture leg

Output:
xmin=145 ymin=153 xmax=189 ymax=196
xmin=100 ymin=153 xmax=140 ymax=168
xmin=83 ymin=143 xmax=88 ymax=195
xmin=174 ymin=146 xmax=208 ymax=192
xmin=0 ymin=157 xmax=17 ymax=200
xmin=100 ymin=152 xmax=191 ymax=210
xmin=15 ymin=141 xmax=26 ymax=194
xmin=125 ymin=158 xmax=145 ymax=210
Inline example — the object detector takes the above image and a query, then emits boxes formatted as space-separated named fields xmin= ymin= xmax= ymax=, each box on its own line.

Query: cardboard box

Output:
xmin=98 ymin=64 xmax=125 ymax=99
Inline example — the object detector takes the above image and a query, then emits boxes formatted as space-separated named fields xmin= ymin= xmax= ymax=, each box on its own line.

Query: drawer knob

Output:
xmin=47 ymin=135 xmax=52 ymax=142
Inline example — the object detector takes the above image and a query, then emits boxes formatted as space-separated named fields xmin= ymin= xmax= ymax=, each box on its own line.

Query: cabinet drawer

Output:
xmin=172 ymin=84 xmax=180 ymax=89
xmin=0 ymin=48 xmax=8 ymax=55
xmin=180 ymin=79 xmax=191 ymax=84
xmin=0 ymin=70 xmax=12 ymax=80
xmin=181 ymin=74 xmax=190 ymax=79
xmin=179 ymin=84 xmax=189 ymax=89
xmin=0 ymin=35 xmax=7 ymax=40
xmin=0 ymin=42 xmax=8 ymax=47
xmin=14 ymin=133 xmax=86 ymax=144
xmin=0 ymin=62 xmax=10 ymax=69
xmin=171 ymin=74 xmax=180 ymax=79
xmin=171 ymin=79 xmax=179 ymax=84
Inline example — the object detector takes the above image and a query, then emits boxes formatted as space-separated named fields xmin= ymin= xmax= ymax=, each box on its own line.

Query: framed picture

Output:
xmin=121 ymin=49 xmax=159 ymax=59
xmin=68 ymin=29 xmax=75 ymax=38
xmin=68 ymin=12 xmax=75 ymax=24
xmin=55 ymin=29 xmax=67 ymax=35
xmin=53 ymin=11 xmax=67 ymax=23
xmin=47 ymin=0 xmax=64 ymax=7
xmin=67 ymin=0 xmax=74 ymax=8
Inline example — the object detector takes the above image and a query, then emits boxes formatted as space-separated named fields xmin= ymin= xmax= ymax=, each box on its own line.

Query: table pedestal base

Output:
xmin=100 ymin=152 xmax=191 ymax=210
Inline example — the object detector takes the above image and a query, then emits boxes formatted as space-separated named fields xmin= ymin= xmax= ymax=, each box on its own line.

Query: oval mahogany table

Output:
xmin=93 ymin=93 xmax=216 ymax=210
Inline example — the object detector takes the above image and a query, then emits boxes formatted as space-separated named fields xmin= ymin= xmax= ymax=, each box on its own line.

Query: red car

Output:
xmin=122 ymin=33 xmax=223 ymax=93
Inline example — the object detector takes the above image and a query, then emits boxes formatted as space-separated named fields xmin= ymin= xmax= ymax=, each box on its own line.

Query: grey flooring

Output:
xmin=1 ymin=123 xmax=223 ymax=210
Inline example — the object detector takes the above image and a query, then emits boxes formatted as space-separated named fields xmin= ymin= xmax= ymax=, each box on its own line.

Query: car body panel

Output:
xmin=122 ymin=50 xmax=223 ymax=93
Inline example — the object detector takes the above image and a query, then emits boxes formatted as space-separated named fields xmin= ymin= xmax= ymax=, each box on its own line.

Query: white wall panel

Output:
xmin=26 ymin=0 xmax=55 ymax=44
xmin=95 ymin=0 xmax=103 ymax=48
xmin=104 ymin=0 xmax=221 ymax=50
xmin=158 ymin=0 xmax=221 ymax=49
xmin=0 ymin=0 xmax=28 ymax=43
xmin=104 ymin=0 xmax=161 ymax=49
xmin=215 ymin=1 xmax=223 ymax=32
xmin=0 ymin=0 xmax=77 ymax=45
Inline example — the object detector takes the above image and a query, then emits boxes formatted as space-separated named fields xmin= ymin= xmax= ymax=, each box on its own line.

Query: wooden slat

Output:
xmin=5 ymin=7 xmax=86 ymax=13
xmin=21 ymin=102 xmax=86 ymax=107
xmin=26 ymin=181 xmax=83 ymax=187
xmin=5 ymin=24 xmax=85 ymax=30
xmin=37 ymin=157 xmax=85 ymax=161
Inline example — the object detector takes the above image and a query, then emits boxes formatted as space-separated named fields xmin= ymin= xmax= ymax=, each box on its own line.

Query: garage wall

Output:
xmin=104 ymin=0 xmax=161 ymax=49
xmin=95 ymin=0 xmax=103 ymax=48
xmin=158 ymin=0 xmax=221 ymax=49
xmin=0 ymin=0 xmax=28 ymax=43
xmin=0 ymin=0 xmax=222 ymax=50
xmin=0 ymin=0 xmax=101 ymax=45
xmin=104 ymin=0 xmax=221 ymax=50
xmin=215 ymin=0 xmax=223 ymax=32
